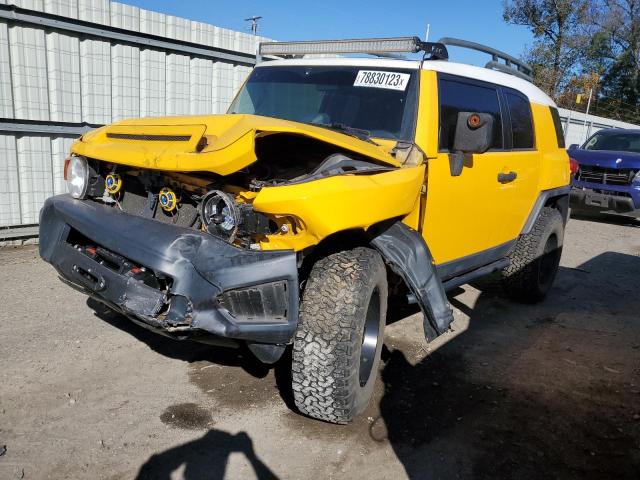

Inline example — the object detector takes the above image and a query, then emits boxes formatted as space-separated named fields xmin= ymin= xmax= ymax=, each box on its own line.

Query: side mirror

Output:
xmin=449 ymin=112 xmax=494 ymax=176
xmin=568 ymin=144 xmax=579 ymax=150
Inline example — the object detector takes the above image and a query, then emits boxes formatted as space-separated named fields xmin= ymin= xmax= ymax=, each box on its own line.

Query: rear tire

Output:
xmin=502 ymin=207 xmax=564 ymax=303
xmin=292 ymin=247 xmax=387 ymax=424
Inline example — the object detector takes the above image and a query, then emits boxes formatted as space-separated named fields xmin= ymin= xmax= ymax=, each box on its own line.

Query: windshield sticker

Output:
xmin=353 ymin=70 xmax=410 ymax=91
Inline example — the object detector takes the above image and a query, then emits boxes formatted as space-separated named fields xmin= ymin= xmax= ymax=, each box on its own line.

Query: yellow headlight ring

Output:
xmin=159 ymin=187 xmax=178 ymax=212
xmin=105 ymin=173 xmax=122 ymax=195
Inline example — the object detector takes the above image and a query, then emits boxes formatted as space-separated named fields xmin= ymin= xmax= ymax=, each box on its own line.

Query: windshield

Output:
xmin=583 ymin=132 xmax=640 ymax=153
xmin=229 ymin=65 xmax=419 ymax=141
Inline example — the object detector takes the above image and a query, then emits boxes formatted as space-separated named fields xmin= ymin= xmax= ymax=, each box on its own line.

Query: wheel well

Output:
xmin=298 ymin=229 xmax=370 ymax=285
xmin=544 ymin=193 xmax=570 ymax=225
xmin=298 ymin=221 xmax=405 ymax=296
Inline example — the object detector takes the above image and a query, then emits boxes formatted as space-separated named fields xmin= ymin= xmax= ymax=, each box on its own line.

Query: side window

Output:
xmin=549 ymin=107 xmax=566 ymax=148
xmin=439 ymin=78 xmax=503 ymax=151
xmin=505 ymin=91 xmax=534 ymax=149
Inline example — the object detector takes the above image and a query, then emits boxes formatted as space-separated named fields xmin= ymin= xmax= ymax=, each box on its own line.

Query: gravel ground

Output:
xmin=1 ymin=214 xmax=639 ymax=480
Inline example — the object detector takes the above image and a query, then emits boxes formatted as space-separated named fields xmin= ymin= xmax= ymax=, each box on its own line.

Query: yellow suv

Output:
xmin=39 ymin=37 xmax=570 ymax=424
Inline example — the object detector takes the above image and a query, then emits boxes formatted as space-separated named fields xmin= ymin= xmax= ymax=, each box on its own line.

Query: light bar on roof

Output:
xmin=259 ymin=37 xmax=433 ymax=56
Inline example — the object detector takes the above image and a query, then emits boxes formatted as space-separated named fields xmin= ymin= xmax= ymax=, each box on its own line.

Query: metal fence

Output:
xmin=0 ymin=0 xmax=265 ymax=238
xmin=558 ymin=108 xmax=639 ymax=148
xmin=1 ymin=1 xmax=639 ymax=241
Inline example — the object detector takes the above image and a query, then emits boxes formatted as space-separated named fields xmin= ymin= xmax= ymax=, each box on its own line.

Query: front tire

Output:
xmin=292 ymin=247 xmax=387 ymax=424
xmin=502 ymin=207 xmax=564 ymax=303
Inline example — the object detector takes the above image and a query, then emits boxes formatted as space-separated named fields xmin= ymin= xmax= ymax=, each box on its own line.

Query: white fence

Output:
xmin=558 ymin=108 xmax=639 ymax=147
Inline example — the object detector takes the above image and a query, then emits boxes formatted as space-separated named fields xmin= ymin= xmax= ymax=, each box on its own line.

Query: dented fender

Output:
xmin=370 ymin=222 xmax=454 ymax=341
xmin=253 ymin=165 xmax=426 ymax=250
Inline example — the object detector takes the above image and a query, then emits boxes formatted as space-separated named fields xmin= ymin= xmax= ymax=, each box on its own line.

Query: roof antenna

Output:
xmin=420 ymin=23 xmax=432 ymax=68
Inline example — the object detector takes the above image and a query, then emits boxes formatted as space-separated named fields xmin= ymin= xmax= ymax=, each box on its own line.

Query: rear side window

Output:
xmin=439 ymin=78 xmax=503 ymax=151
xmin=549 ymin=107 xmax=565 ymax=148
xmin=505 ymin=91 xmax=534 ymax=149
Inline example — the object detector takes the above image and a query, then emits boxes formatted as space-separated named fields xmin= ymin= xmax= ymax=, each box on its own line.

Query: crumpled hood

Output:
xmin=570 ymin=148 xmax=640 ymax=170
xmin=71 ymin=114 xmax=399 ymax=175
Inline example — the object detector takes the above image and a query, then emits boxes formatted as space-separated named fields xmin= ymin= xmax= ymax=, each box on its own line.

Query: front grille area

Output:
xmin=576 ymin=165 xmax=637 ymax=186
xmin=106 ymin=133 xmax=192 ymax=141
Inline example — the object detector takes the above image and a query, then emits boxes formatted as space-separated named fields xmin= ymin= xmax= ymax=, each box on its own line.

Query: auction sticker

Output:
xmin=353 ymin=70 xmax=410 ymax=91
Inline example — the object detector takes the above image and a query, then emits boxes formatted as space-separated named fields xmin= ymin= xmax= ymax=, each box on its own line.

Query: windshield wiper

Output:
xmin=309 ymin=122 xmax=378 ymax=145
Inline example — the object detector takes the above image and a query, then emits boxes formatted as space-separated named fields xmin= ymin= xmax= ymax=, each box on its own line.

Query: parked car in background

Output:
xmin=569 ymin=129 xmax=640 ymax=217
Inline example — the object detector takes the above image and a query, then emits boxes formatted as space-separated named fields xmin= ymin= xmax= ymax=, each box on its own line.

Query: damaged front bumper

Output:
xmin=39 ymin=195 xmax=299 ymax=363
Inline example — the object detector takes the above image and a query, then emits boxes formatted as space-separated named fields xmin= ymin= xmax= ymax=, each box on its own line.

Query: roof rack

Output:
xmin=257 ymin=36 xmax=533 ymax=83
xmin=259 ymin=37 xmax=448 ymax=60
xmin=437 ymin=37 xmax=533 ymax=82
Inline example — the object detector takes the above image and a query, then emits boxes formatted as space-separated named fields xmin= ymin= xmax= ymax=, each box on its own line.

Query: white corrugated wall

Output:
xmin=558 ymin=108 xmax=640 ymax=147
xmin=0 ymin=0 xmax=267 ymax=234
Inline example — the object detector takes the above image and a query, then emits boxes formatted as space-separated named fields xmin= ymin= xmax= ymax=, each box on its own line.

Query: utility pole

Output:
xmin=244 ymin=16 xmax=262 ymax=36
xmin=581 ymin=87 xmax=593 ymax=143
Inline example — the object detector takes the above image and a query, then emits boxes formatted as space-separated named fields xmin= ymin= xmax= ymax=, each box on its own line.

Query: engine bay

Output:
xmin=80 ymin=133 xmax=396 ymax=249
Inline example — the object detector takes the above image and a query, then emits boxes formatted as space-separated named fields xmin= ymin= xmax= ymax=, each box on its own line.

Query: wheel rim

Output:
xmin=359 ymin=287 xmax=381 ymax=387
xmin=538 ymin=233 xmax=559 ymax=287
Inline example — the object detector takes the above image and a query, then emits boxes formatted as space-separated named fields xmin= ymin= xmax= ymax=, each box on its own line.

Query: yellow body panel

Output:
xmin=72 ymin=114 xmax=399 ymax=175
xmin=254 ymin=166 xmax=425 ymax=251
xmin=532 ymin=104 xmax=572 ymax=191
xmin=414 ymin=69 xmax=569 ymax=264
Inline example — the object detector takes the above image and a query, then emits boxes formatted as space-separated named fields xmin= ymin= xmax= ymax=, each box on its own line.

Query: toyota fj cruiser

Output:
xmin=39 ymin=37 xmax=571 ymax=424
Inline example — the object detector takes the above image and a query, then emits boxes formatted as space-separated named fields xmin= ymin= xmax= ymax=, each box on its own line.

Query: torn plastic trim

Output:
xmin=370 ymin=222 xmax=454 ymax=341
xmin=248 ymin=151 xmax=397 ymax=190
xmin=290 ymin=153 xmax=396 ymax=182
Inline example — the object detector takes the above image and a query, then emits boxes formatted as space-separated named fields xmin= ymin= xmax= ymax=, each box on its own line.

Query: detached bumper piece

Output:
xmin=39 ymin=195 xmax=299 ymax=363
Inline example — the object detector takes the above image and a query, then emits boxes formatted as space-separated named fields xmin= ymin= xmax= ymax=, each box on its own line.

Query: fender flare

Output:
xmin=369 ymin=222 xmax=454 ymax=341
xmin=522 ymin=186 xmax=571 ymax=234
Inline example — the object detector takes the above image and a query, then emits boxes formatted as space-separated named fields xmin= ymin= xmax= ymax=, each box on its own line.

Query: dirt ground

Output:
xmin=1 ymin=213 xmax=639 ymax=480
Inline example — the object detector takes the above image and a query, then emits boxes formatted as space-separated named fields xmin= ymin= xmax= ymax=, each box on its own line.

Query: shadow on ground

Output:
xmin=88 ymin=295 xmax=298 ymax=411
xmin=570 ymin=210 xmax=640 ymax=228
xmin=87 ymin=298 xmax=272 ymax=379
xmin=378 ymin=251 xmax=640 ymax=479
xmin=135 ymin=429 xmax=279 ymax=480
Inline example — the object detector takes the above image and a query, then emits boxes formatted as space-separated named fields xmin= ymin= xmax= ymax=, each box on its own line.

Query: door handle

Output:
xmin=498 ymin=171 xmax=517 ymax=183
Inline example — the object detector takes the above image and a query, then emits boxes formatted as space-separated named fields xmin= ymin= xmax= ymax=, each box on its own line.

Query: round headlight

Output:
xmin=67 ymin=156 xmax=89 ymax=199
xmin=200 ymin=190 xmax=240 ymax=242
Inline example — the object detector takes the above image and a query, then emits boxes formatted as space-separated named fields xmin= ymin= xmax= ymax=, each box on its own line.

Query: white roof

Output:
xmin=257 ymin=57 xmax=555 ymax=107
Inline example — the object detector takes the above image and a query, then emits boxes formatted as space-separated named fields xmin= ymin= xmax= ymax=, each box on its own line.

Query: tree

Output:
xmin=556 ymin=72 xmax=600 ymax=111
xmin=590 ymin=0 xmax=640 ymax=117
xmin=503 ymin=0 xmax=592 ymax=99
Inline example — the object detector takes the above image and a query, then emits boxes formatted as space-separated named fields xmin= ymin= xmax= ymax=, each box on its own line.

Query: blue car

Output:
xmin=569 ymin=128 xmax=640 ymax=217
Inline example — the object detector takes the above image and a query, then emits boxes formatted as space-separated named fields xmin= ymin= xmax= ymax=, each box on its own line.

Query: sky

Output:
xmin=120 ymin=0 xmax=534 ymax=67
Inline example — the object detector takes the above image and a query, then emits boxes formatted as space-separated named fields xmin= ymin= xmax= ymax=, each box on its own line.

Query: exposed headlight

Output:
xmin=634 ymin=169 xmax=640 ymax=182
xmin=200 ymin=190 xmax=240 ymax=242
xmin=66 ymin=156 xmax=89 ymax=199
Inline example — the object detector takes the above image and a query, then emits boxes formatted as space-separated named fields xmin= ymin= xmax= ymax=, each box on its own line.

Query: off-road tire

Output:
xmin=292 ymin=247 xmax=387 ymax=424
xmin=502 ymin=207 xmax=564 ymax=303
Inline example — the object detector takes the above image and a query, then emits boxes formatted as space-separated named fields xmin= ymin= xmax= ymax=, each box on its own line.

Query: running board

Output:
xmin=442 ymin=258 xmax=510 ymax=292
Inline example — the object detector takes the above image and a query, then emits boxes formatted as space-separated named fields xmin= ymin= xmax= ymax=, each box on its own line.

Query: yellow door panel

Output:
xmin=422 ymin=151 xmax=512 ymax=264
xmin=488 ymin=150 xmax=541 ymax=245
